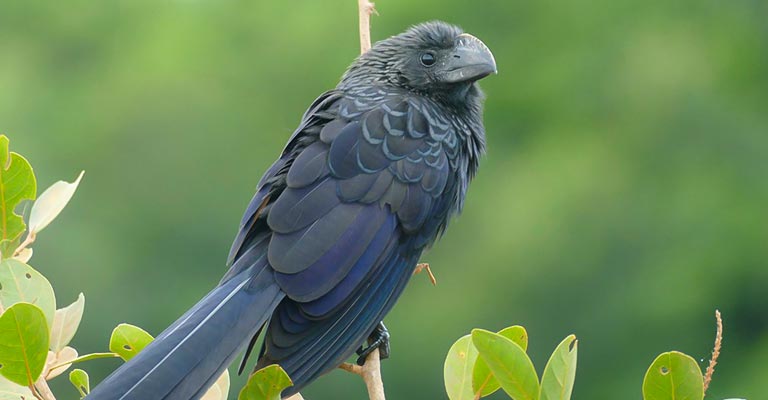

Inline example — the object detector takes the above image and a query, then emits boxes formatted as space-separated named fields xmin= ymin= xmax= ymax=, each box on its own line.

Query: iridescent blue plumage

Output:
xmin=86 ymin=20 xmax=494 ymax=399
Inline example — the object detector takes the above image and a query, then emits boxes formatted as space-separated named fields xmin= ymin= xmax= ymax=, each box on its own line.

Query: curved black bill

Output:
xmin=440 ymin=33 xmax=497 ymax=83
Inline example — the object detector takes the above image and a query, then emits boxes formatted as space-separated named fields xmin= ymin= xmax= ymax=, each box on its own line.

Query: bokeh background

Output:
xmin=3 ymin=0 xmax=767 ymax=398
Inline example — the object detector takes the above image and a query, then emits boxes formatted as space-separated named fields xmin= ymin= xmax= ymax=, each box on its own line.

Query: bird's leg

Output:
xmin=356 ymin=321 xmax=390 ymax=366
xmin=413 ymin=262 xmax=437 ymax=285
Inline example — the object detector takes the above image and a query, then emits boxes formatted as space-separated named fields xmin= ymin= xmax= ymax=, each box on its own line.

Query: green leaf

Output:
xmin=201 ymin=370 xmax=231 ymax=400
xmin=109 ymin=323 xmax=154 ymax=361
xmin=0 ymin=135 xmax=37 ymax=252
xmin=444 ymin=334 xmax=479 ymax=400
xmin=0 ymin=303 xmax=50 ymax=386
xmin=28 ymin=171 xmax=84 ymax=235
xmin=642 ymin=351 xmax=704 ymax=400
xmin=0 ymin=375 xmax=34 ymax=399
xmin=471 ymin=329 xmax=539 ymax=400
xmin=238 ymin=364 xmax=293 ymax=400
xmin=473 ymin=325 xmax=529 ymax=398
xmin=0 ymin=259 xmax=57 ymax=328
xmin=50 ymin=293 xmax=85 ymax=352
xmin=69 ymin=368 xmax=90 ymax=398
xmin=539 ymin=335 xmax=578 ymax=400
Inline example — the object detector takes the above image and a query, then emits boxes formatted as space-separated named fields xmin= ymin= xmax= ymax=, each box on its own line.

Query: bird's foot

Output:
xmin=413 ymin=263 xmax=437 ymax=285
xmin=356 ymin=322 xmax=390 ymax=366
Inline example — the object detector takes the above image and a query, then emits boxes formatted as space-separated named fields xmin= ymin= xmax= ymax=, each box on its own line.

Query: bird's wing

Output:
xmin=266 ymin=93 xmax=456 ymax=304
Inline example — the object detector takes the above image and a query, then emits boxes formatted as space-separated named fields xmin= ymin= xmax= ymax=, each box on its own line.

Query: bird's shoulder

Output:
xmin=285 ymin=86 xmax=461 ymax=160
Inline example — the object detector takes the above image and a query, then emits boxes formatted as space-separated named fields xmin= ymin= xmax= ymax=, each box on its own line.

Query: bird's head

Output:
xmin=341 ymin=21 xmax=497 ymax=106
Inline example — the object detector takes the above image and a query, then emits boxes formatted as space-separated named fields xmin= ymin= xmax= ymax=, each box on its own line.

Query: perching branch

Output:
xmin=339 ymin=349 xmax=386 ymax=400
xmin=285 ymin=341 xmax=386 ymax=400
xmin=703 ymin=310 xmax=723 ymax=395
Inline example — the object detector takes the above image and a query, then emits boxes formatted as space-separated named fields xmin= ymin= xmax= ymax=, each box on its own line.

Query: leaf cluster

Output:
xmin=0 ymin=135 xmax=232 ymax=400
xmin=444 ymin=326 xmax=576 ymax=400
xmin=443 ymin=324 xmax=733 ymax=400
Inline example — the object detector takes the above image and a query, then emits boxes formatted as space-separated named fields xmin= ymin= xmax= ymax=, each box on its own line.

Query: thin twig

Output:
xmin=12 ymin=232 xmax=37 ymax=258
xmin=703 ymin=310 xmax=723 ymax=395
xmin=339 ymin=348 xmax=386 ymax=400
xmin=338 ymin=362 xmax=364 ymax=376
xmin=413 ymin=263 xmax=437 ymax=285
xmin=358 ymin=0 xmax=376 ymax=54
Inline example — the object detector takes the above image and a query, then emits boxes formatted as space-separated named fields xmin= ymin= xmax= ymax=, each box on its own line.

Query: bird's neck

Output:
xmin=450 ymin=84 xmax=486 ymax=181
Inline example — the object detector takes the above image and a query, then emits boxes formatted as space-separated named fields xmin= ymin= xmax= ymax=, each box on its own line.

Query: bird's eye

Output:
xmin=420 ymin=52 xmax=436 ymax=67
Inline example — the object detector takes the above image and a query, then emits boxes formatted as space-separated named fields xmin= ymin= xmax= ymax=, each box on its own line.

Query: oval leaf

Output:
xmin=0 ymin=303 xmax=50 ymax=386
xmin=0 ymin=135 xmax=36 ymax=247
xmin=46 ymin=346 xmax=78 ymax=380
xmin=28 ymin=171 xmax=84 ymax=235
xmin=50 ymin=293 xmax=85 ymax=352
xmin=238 ymin=364 xmax=293 ymax=400
xmin=444 ymin=334 xmax=479 ymax=400
xmin=473 ymin=325 xmax=529 ymax=398
xmin=471 ymin=329 xmax=539 ymax=400
xmin=69 ymin=368 xmax=90 ymax=398
xmin=109 ymin=323 xmax=154 ymax=361
xmin=0 ymin=259 xmax=56 ymax=328
xmin=642 ymin=351 xmax=704 ymax=400
xmin=539 ymin=335 xmax=578 ymax=400
xmin=201 ymin=369 xmax=231 ymax=400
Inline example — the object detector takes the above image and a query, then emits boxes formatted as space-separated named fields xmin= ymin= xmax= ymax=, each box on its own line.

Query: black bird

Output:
xmin=87 ymin=21 xmax=495 ymax=399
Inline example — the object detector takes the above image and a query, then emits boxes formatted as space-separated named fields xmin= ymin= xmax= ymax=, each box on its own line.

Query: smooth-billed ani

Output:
xmin=87 ymin=20 xmax=496 ymax=399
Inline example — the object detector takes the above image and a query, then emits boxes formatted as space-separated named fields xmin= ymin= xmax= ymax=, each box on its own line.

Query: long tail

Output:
xmin=87 ymin=267 xmax=284 ymax=400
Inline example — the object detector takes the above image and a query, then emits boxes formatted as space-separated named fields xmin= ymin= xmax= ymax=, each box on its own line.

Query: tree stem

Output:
xmin=358 ymin=0 xmax=376 ymax=54
xmin=339 ymin=348 xmax=386 ymax=400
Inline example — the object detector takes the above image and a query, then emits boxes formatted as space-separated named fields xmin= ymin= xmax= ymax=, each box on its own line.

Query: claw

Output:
xmin=356 ymin=322 xmax=390 ymax=365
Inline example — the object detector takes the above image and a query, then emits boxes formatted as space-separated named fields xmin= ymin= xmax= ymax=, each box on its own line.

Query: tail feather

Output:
xmin=259 ymin=250 xmax=418 ymax=396
xmin=87 ymin=266 xmax=284 ymax=400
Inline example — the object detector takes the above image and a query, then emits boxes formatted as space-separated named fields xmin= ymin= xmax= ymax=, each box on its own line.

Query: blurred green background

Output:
xmin=3 ymin=0 xmax=767 ymax=398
